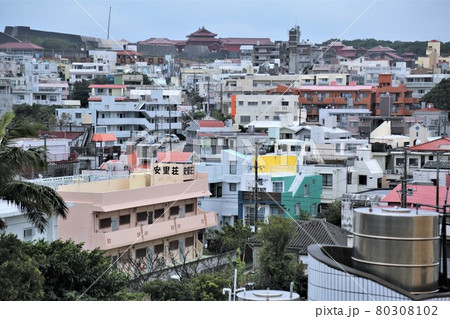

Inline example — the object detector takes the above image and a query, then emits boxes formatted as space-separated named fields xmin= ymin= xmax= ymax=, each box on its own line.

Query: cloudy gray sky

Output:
xmin=1 ymin=0 xmax=449 ymax=44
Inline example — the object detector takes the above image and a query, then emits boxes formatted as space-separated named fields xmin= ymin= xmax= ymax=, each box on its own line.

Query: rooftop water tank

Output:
xmin=352 ymin=207 xmax=439 ymax=294
xmin=236 ymin=289 xmax=300 ymax=301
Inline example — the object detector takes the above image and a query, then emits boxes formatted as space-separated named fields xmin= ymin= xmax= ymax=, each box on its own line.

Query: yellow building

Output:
xmin=255 ymin=155 xmax=297 ymax=173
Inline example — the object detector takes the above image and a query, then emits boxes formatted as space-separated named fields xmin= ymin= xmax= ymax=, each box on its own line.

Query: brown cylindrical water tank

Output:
xmin=352 ymin=207 xmax=439 ymax=294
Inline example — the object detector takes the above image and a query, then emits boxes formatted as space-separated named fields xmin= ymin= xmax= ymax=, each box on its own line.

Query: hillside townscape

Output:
xmin=1 ymin=21 xmax=450 ymax=303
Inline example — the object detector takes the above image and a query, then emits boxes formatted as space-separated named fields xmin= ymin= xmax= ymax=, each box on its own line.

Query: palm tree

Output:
xmin=0 ymin=111 xmax=68 ymax=232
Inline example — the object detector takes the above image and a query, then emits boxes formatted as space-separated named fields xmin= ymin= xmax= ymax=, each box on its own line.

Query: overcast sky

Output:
xmin=1 ymin=0 xmax=449 ymax=44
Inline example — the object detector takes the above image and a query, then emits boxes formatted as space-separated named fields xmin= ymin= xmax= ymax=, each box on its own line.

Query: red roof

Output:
xmin=407 ymin=137 xmax=450 ymax=151
xmin=0 ymin=42 xmax=44 ymax=50
xmin=157 ymin=152 xmax=193 ymax=163
xmin=197 ymin=120 xmax=225 ymax=128
xmin=414 ymin=107 xmax=446 ymax=112
xmin=197 ymin=132 xmax=216 ymax=137
xmin=88 ymin=84 xmax=126 ymax=89
xmin=88 ymin=97 xmax=126 ymax=101
xmin=220 ymin=38 xmax=273 ymax=45
xmin=187 ymin=27 xmax=217 ymax=38
xmin=39 ymin=131 xmax=82 ymax=140
xmin=138 ymin=38 xmax=177 ymax=45
xmin=92 ymin=133 xmax=117 ymax=142
xmin=113 ymin=50 xmax=142 ymax=56
xmin=368 ymin=45 xmax=395 ymax=52
xmin=381 ymin=184 xmax=447 ymax=209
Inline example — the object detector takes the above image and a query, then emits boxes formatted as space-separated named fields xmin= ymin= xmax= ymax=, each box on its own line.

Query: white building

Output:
xmin=56 ymin=88 xmax=183 ymax=145
xmin=69 ymin=50 xmax=117 ymax=84
xmin=0 ymin=201 xmax=58 ymax=242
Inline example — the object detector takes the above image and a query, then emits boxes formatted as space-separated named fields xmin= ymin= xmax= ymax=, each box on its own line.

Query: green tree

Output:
xmin=140 ymin=279 xmax=193 ymax=301
xmin=0 ymin=233 xmax=44 ymax=300
xmin=0 ymin=111 xmax=68 ymax=232
xmin=317 ymin=200 xmax=342 ymax=227
xmin=421 ymin=78 xmax=450 ymax=110
xmin=255 ymin=215 xmax=296 ymax=291
xmin=23 ymin=239 xmax=128 ymax=300
xmin=70 ymin=79 xmax=91 ymax=107
xmin=207 ymin=220 xmax=252 ymax=254
xmin=190 ymin=273 xmax=230 ymax=301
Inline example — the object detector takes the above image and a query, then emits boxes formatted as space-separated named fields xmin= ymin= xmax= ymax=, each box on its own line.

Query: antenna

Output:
xmin=107 ymin=6 xmax=111 ymax=40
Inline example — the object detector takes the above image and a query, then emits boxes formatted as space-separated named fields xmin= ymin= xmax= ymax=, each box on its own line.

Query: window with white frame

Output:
xmin=273 ymin=181 xmax=283 ymax=193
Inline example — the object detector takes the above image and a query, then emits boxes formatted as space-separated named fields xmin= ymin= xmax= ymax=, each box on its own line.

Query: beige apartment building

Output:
xmin=57 ymin=164 xmax=217 ymax=270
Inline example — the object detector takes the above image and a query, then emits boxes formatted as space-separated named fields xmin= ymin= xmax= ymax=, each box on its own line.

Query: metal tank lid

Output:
xmin=236 ymin=289 xmax=300 ymax=301
xmin=354 ymin=206 xmax=438 ymax=217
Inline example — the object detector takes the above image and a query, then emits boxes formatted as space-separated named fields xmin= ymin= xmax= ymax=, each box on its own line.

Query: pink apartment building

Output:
xmin=57 ymin=164 xmax=217 ymax=270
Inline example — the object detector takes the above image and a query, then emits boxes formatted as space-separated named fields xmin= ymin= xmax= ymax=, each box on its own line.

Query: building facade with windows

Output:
xmin=57 ymin=164 xmax=217 ymax=269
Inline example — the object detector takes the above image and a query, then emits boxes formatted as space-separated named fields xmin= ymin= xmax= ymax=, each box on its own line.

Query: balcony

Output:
xmin=273 ymin=105 xmax=291 ymax=113
xmin=91 ymin=211 xmax=217 ymax=250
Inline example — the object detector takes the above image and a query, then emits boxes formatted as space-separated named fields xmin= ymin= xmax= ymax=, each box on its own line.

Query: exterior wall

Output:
xmin=57 ymin=171 xmax=217 ymax=266
xmin=234 ymin=94 xmax=299 ymax=126
xmin=0 ymin=201 xmax=58 ymax=242
xmin=277 ymin=174 xmax=322 ymax=217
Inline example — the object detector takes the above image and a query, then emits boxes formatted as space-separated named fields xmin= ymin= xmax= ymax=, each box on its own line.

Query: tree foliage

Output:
xmin=0 ymin=233 xmax=44 ymax=300
xmin=255 ymin=215 xmax=297 ymax=291
xmin=207 ymin=221 xmax=252 ymax=254
xmin=0 ymin=111 xmax=68 ymax=232
xmin=0 ymin=234 xmax=128 ymax=300
xmin=140 ymin=279 xmax=193 ymax=301
xmin=320 ymin=38 xmax=450 ymax=56
xmin=23 ymin=239 xmax=128 ymax=300
xmin=421 ymin=78 xmax=450 ymax=110
xmin=317 ymin=200 xmax=342 ymax=227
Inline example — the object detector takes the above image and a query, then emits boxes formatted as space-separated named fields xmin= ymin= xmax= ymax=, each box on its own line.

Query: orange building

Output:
xmin=374 ymin=74 xmax=418 ymax=116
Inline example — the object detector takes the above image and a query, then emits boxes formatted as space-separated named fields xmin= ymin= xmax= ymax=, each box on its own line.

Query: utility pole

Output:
xmin=169 ymin=105 xmax=172 ymax=152
xmin=107 ymin=7 xmax=111 ymax=40
xmin=207 ymin=78 xmax=210 ymax=115
xmin=436 ymin=152 xmax=440 ymax=213
xmin=401 ymin=150 xmax=408 ymax=208
xmin=254 ymin=141 xmax=259 ymax=234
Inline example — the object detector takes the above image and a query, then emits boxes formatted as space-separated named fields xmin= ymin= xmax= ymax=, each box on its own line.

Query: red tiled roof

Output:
xmin=187 ymin=27 xmax=217 ymax=38
xmin=220 ymin=38 xmax=273 ymax=45
xmin=0 ymin=42 xmax=44 ymax=50
xmin=157 ymin=152 xmax=193 ymax=163
xmin=113 ymin=50 xmax=142 ymax=56
xmin=88 ymin=84 xmax=126 ymax=89
xmin=197 ymin=132 xmax=216 ymax=137
xmin=92 ymin=133 xmax=117 ymax=142
xmin=197 ymin=120 xmax=225 ymax=128
xmin=139 ymin=38 xmax=177 ymax=45
xmin=414 ymin=107 xmax=446 ymax=112
xmin=407 ymin=137 xmax=450 ymax=151
xmin=367 ymin=45 xmax=395 ymax=52
xmin=381 ymin=184 xmax=447 ymax=209
xmin=39 ymin=131 xmax=83 ymax=140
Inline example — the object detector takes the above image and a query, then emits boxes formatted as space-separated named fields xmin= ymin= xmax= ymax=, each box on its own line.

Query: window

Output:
xmin=321 ymin=174 xmax=332 ymax=187
xmin=238 ymin=101 xmax=244 ymax=106
xmin=136 ymin=211 xmax=147 ymax=222
xmin=359 ymin=175 xmax=367 ymax=185
xmin=248 ymin=101 xmax=258 ymax=106
xmin=229 ymin=161 xmax=237 ymax=174
xmin=185 ymin=237 xmax=194 ymax=247
xmin=99 ymin=218 xmax=111 ymax=229
xmin=229 ymin=183 xmax=237 ymax=191
xmin=75 ymin=113 xmax=81 ymax=119
xmin=347 ymin=172 xmax=352 ymax=185
xmin=169 ymin=240 xmax=179 ymax=251
xmin=273 ymin=115 xmax=280 ymax=121
xmin=170 ymin=206 xmax=179 ymax=216
xmin=135 ymin=248 xmax=147 ymax=259
xmin=395 ymin=158 xmax=404 ymax=166
xmin=304 ymin=184 xmax=309 ymax=197
xmin=240 ymin=115 xmax=251 ymax=124
xmin=273 ymin=181 xmax=283 ymax=192
xmin=155 ymin=209 xmax=164 ymax=219
xmin=281 ymin=101 xmax=289 ymax=106
xmin=119 ymin=214 xmax=130 ymax=225
xmin=23 ymin=228 xmax=33 ymax=240
xmin=49 ymin=95 xmax=57 ymax=101
xmin=185 ymin=204 xmax=194 ymax=213
xmin=409 ymin=158 xmax=419 ymax=166
xmin=209 ymin=183 xmax=222 ymax=198
xmin=154 ymin=244 xmax=164 ymax=255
